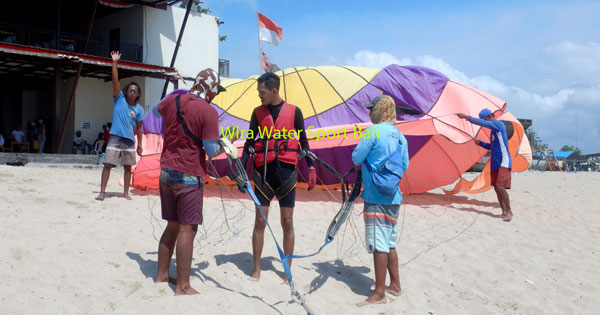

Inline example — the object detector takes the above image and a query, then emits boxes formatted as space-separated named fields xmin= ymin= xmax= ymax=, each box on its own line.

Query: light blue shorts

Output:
xmin=363 ymin=202 xmax=400 ymax=253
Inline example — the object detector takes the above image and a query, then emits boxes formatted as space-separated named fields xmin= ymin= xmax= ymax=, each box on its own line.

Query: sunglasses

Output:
xmin=127 ymin=88 xmax=139 ymax=94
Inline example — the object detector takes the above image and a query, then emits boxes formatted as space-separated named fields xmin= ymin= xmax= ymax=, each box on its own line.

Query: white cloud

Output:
xmin=345 ymin=50 xmax=411 ymax=69
xmin=543 ymin=41 xmax=600 ymax=81
xmin=346 ymin=48 xmax=600 ymax=153
xmin=415 ymin=55 xmax=469 ymax=83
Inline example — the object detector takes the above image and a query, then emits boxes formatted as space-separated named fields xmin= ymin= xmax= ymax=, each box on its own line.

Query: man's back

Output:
xmin=467 ymin=117 xmax=512 ymax=171
xmin=158 ymin=94 xmax=219 ymax=177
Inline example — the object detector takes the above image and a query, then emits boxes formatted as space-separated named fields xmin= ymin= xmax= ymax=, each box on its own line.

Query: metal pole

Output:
xmin=257 ymin=11 xmax=262 ymax=74
xmin=57 ymin=0 xmax=98 ymax=152
xmin=56 ymin=0 xmax=61 ymax=50
xmin=161 ymin=1 xmax=194 ymax=99
xmin=52 ymin=62 xmax=61 ymax=153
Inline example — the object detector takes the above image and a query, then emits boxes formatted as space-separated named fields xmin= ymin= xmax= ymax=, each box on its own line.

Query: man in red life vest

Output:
xmin=240 ymin=72 xmax=317 ymax=281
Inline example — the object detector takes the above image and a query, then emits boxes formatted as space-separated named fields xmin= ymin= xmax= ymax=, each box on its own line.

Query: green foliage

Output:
xmin=180 ymin=2 xmax=226 ymax=42
xmin=179 ymin=1 xmax=211 ymax=14
xmin=196 ymin=5 xmax=211 ymax=14
xmin=526 ymin=129 xmax=548 ymax=151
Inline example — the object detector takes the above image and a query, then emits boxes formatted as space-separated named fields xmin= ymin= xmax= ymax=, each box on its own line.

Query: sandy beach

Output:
xmin=0 ymin=165 xmax=599 ymax=314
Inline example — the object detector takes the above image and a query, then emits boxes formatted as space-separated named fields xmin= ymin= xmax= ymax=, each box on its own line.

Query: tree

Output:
xmin=560 ymin=145 xmax=581 ymax=155
xmin=525 ymin=129 xmax=548 ymax=151
xmin=180 ymin=1 xmax=211 ymax=14
xmin=180 ymin=1 xmax=226 ymax=42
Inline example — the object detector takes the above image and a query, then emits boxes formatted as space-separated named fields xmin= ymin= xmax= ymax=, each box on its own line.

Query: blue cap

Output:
xmin=363 ymin=95 xmax=386 ymax=110
xmin=479 ymin=108 xmax=493 ymax=119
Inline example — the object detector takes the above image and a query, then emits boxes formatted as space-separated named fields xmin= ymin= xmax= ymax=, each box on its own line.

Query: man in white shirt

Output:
xmin=12 ymin=125 xmax=25 ymax=142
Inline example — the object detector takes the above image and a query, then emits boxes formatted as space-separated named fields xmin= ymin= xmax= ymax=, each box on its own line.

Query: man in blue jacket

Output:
xmin=457 ymin=109 xmax=513 ymax=222
xmin=352 ymin=95 xmax=409 ymax=306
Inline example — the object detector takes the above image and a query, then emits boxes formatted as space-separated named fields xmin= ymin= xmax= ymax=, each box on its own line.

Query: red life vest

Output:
xmin=253 ymin=102 xmax=300 ymax=167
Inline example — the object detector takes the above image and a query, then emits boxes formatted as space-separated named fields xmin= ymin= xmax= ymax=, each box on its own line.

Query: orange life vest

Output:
xmin=253 ymin=102 xmax=300 ymax=167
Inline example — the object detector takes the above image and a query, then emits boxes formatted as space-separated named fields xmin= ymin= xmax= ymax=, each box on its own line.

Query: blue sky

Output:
xmin=205 ymin=0 xmax=600 ymax=153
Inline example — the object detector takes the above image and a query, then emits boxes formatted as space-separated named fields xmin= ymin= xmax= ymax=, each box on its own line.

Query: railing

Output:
xmin=0 ymin=22 xmax=142 ymax=62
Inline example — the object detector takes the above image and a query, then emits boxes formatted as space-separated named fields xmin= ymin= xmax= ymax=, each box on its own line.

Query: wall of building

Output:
xmin=56 ymin=77 xmax=76 ymax=154
xmin=92 ymin=6 xmax=144 ymax=48
xmin=143 ymin=6 xmax=220 ymax=106
xmin=63 ymin=5 xmax=220 ymax=153
xmin=72 ymin=76 xmax=146 ymax=154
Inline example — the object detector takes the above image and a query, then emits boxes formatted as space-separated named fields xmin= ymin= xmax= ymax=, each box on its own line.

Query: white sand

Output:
xmin=1 ymin=165 xmax=599 ymax=314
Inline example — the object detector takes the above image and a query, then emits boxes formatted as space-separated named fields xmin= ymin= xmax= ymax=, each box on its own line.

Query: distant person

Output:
xmin=26 ymin=121 xmax=35 ymax=147
xmin=102 ymin=124 xmax=110 ymax=153
xmin=12 ymin=125 xmax=25 ymax=142
xmin=0 ymin=133 xmax=5 ymax=148
xmin=95 ymin=51 xmax=144 ymax=201
xmin=72 ymin=130 xmax=87 ymax=154
xmin=352 ymin=95 xmax=409 ymax=306
xmin=457 ymin=109 xmax=513 ymax=221
xmin=35 ymin=117 xmax=46 ymax=153
xmin=93 ymin=132 xmax=104 ymax=149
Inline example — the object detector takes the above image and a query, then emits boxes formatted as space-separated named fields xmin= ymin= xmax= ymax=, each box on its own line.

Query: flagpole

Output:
xmin=257 ymin=11 xmax=263 ymax=74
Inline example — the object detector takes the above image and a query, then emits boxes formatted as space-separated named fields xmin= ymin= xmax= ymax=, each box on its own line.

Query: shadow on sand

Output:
xmin=308 ymin=259 xmax=373 ymax=296
xmin=214 ymin=252 xmax=285 ymax=279
xmin=126 ymin=251 xmax=284 ymax=314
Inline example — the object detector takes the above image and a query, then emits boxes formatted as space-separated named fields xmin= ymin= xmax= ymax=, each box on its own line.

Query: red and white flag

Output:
xmin=258 ymin=12 xmax=283 ymax=46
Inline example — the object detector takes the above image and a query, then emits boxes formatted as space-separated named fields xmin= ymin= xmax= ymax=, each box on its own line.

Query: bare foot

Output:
xmin=249 ymin=270 xmax=260 ymax=281
xmin=124 ymin=194 xmax=132 ymax=200
xmin=384 ymin=284 xmax=402 ymax=296
xmin=356 ymin=293 xmax=386 ymax=307
xmin=155 ymin=275 xmax=177 ymax=285
xmin=95 ymin=193 xmax=105 ymax=201
xmin=175 ymin=285 xmax=199 ymax=295
xmin=503 ymin=212 xmax=513 ymax=222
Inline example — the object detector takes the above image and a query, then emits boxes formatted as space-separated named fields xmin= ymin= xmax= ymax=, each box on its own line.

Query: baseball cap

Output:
xmin=479 ymin=108 xmax=493 ymax=119
xmin=363 ymin=95 xmax=386 ymax=110
xmin=193 ymin=68 xmax=227 ymax=95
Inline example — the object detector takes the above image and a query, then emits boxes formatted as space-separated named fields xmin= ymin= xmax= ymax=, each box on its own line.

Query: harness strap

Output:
xmin=175 ymin=95 xmax=203 ymax=147
xmin=224 ymin=148 xmax=361 ymax=315
xmin=252 ymin=167 xmax=298 ymax=201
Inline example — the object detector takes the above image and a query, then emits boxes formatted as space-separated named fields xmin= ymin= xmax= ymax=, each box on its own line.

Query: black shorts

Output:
xmin=254 ymin=161 xmax=297 ymax=208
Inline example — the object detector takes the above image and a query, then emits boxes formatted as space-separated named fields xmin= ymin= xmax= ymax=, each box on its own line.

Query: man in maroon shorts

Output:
xmin=152 ymin=68 xmax=227 ymax=295
xmin=458 ymin=109 xmax=513 ymax=221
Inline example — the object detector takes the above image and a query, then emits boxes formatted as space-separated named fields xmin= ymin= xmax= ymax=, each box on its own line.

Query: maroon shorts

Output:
xmin=491 ymin=167 xmax=511 ymax=189
xmin=159 ymin=168 xmax=204 ymax=225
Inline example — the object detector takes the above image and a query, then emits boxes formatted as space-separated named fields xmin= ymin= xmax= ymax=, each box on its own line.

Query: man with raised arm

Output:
xmin=96 ymin=51 xmax=144 ymax=201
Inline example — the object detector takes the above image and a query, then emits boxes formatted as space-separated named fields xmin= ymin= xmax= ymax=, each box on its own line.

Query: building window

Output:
xmin=219 ymin=59 xmax=229 ymax=77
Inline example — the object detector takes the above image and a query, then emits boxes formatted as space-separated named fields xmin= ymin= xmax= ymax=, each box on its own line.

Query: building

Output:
xmin=585 ymin=153 xmax=600 ymax=162
xmin=0 ymin=0 xmax=222 ymax=153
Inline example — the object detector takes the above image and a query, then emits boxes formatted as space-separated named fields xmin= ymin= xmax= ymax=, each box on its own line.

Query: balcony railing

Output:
xmin=0 ymin=22 xmax=142 ymax=62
